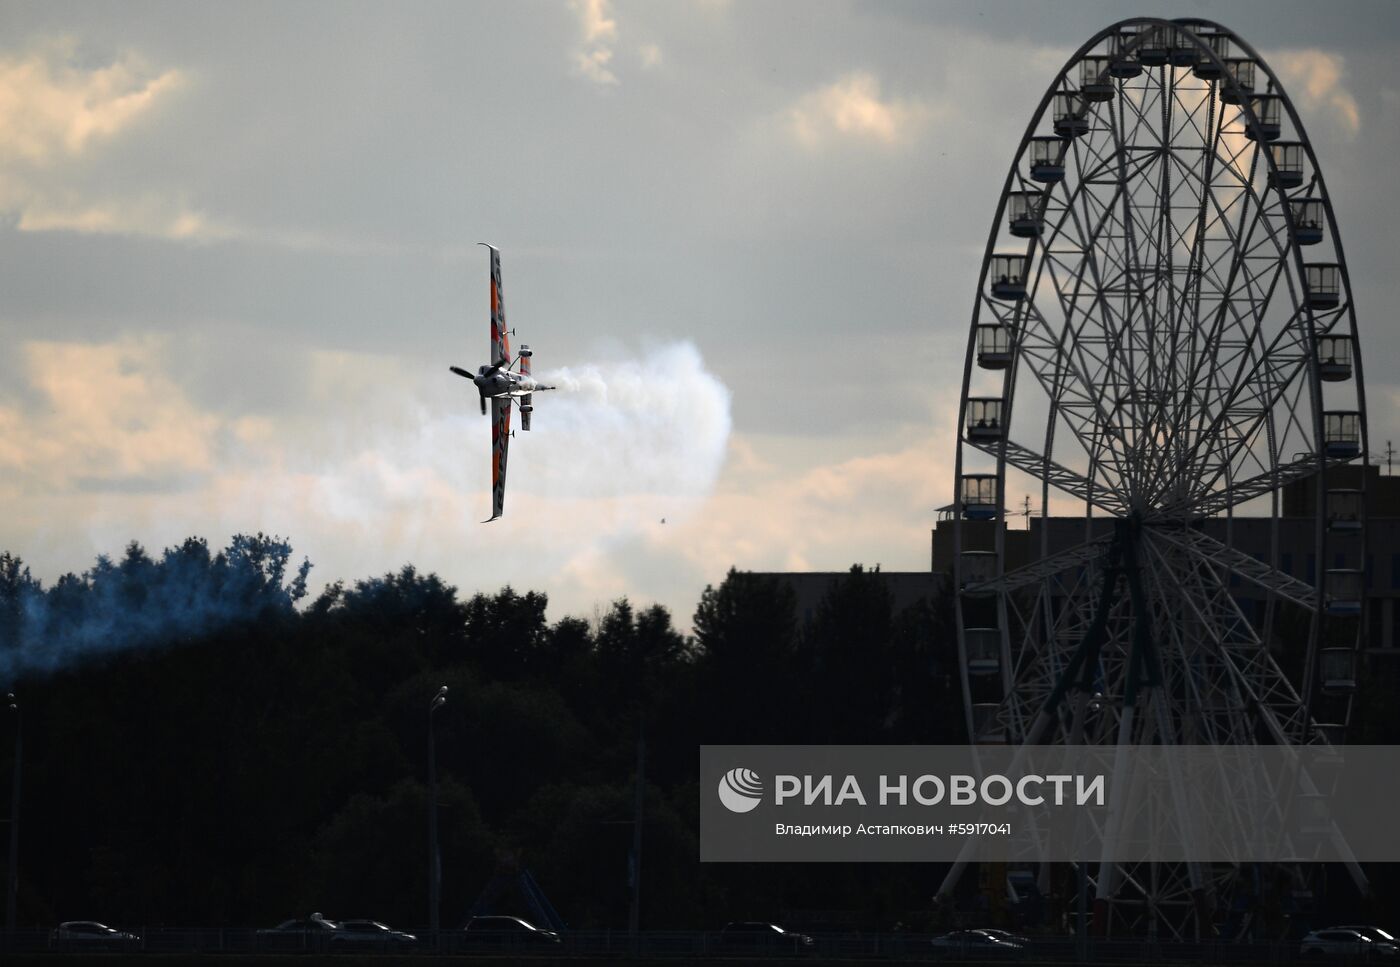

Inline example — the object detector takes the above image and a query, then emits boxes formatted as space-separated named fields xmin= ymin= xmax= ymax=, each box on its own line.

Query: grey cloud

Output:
xmin=0 ymin=1 xmax=1397 ymax=617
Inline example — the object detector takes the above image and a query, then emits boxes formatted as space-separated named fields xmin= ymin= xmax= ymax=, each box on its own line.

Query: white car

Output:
xmin=974 ymin=928 xmax=1031 ymax=946
xmin=463 ymin=915 xmax=561 ymax=945
xmin=1340 ymin=927 xmax=1400 ymax=947
xmin=1300 ymin=927 xmax=1399 ymax=958
xmin=930 ymin=929 xmax=1026 ymax=959
xmin=333 ymin=919 xmax=418 ymax=945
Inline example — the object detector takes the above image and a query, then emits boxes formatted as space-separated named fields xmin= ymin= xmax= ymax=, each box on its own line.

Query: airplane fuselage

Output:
xmin=473 ymin=366 xmax=542 ymax=398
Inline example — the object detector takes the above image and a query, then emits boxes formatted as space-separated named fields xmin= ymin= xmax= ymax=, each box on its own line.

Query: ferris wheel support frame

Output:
xmin=941 ymin=17 xmax=1371 ymax=937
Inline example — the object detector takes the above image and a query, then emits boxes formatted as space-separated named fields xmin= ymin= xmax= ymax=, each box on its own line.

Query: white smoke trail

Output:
xmin=525 ymin=341 xmax=732 ymax=500
xmin=0 ymin=337 xmax=734 ymax=654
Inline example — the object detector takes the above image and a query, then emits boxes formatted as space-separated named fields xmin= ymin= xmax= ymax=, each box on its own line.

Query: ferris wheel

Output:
xmin=944 ymin=18 xmax=1369 ymax=937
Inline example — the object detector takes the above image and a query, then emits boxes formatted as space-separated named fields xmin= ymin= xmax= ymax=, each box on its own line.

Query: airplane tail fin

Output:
xmin=521 ymin=393 xmax=533 ymax=431
xmin=519 ymin=345 xmax=531 ymax=377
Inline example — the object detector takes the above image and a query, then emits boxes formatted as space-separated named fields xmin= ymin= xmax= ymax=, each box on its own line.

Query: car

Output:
xmin=256 ymin=915 xmax=340 ymax=951
xmin=974 ymin=928 xmax=1032 ymax=946
xmin=1300 ymin=928 xmax=1399 ymax=959
xmin=462 ymin=915 xmax=561 ymax=945
xmin=930 ymin=929 xmax=1026 ymax=960
xmin=333 ymin=919 xmax=418 ymax=946
xmin=1339 ymin=927 xmax=1400 ymax=947
xmin=51 ymin=921 xmax=138 ymax=950
xmin=719 ymin=921 xmax=816 ymax=953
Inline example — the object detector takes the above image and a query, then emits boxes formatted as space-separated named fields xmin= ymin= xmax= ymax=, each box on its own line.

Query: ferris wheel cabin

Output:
xmin=1166 ymin=26 xmax=1200 ymax=67
xmin=1305 ymin=263 xmax=1341 ymax=310
xmin=965 ymin=398 xmax=1005 ymax=440
xmin=1269 ymin=142 xmax=1306 ymax=189
xmin=1192 ymin=32 xmax=1230 ymax=80
xmin=1028 ymin=137 xmax=1065 ymax=183
xmin=1324 ymin=570 xmax=1363 ymax=618
xmin=1323 ymin=411 xmax=1361 ymax=459
xmin=1325 ymin=488 xmax=1363 ymax=533
xmin=988 ymin=255 xmax=1027 ymax=300
xmin=1320 ymin=647 xmax=1359 ymax=693
xmin=959 ymin=550 xmax=997 ymax=592
xmin=1136 ymin=25 xmax=1169 ymax=66
xmin=976 ymin=324 xmax=1013 ymax=369
xmin=1108 ymin=30 xmax=1142 ymax=78
xmin=1316 ymin=335 xmax=1353 ymax=382
xmin=1052 ymin=92 xmax=1090 ymax=139
xmin=1244 ymin=94 xmax=1283 ymax=142
xmin=1292 ymin=198 xmax=1325 ymax=245
xmin=964 ymin=628 xmax=1001 ymax=677
xmin=1006 ymin=191 xmax=1043 ymax=238
xmin=1220 ymin=58 xmax=1257 ymax=104
xmin=961 ymin=474 xmax=999 ymax=520
xmin=1079 ymin=56 xmax=1114 ymax=102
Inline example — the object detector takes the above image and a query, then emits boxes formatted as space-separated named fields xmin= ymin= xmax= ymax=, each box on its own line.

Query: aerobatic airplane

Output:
xmin=449 ymin=244 xmax=555 ymax=521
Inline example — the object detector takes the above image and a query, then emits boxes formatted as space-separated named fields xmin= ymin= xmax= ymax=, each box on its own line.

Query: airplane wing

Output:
xmin=488 ymin=396 xmax=511 ymax=521
xmin=484 ymin=243 xmax=510 ymax=368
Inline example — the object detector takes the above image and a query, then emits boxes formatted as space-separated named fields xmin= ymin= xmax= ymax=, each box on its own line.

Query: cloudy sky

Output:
xmin=1 ymin=0 xmax=1397 ymax=629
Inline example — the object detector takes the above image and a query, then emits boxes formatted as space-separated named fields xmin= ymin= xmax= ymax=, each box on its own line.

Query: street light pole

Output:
xmin=5 ymin=693 xmax=20 ymax=934
xmin=628 ymin=716 xmax=644 ymax=940
xmin=427 ymin=686 xmax=447 ymax=944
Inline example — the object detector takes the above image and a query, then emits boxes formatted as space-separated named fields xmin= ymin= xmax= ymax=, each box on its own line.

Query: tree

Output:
xmin=798 ymin=565 xmax=897 ymax=741
xmin=692 ymin=569 xmax=799 ymax=744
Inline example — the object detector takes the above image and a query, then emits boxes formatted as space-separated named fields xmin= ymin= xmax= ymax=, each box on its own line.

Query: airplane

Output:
xmin=450 ymin=244 xmax=555 ymax=521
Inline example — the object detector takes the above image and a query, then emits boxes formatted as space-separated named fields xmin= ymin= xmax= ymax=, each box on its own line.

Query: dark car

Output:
xmin=51 ymin=921 xmax=138 ymax=950
xmin=930 ymin=928 xmax=1027 ymax=960
xmin=333 ymin=919 xmax=418 ymax=947
xmin=256 ymin=915 xmax=340 ymax=951
xmin=720 ymin=921 xmax=816 ymax=953
xmin=462 ymin=915 xmax=561 ymax=947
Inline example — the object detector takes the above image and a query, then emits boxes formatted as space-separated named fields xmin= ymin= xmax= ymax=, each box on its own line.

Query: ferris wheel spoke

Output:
xmin=1148 ymin=526 xmax=1317 ymax=610
xmin=1157 ymin=271 xmax=1313 ymax=509
xmin=965 ymin=435 xmax=1128 ymax=515
xmin=1172 ymin=334 xmax=1316 ymax=511
xmin=1139 ymin=536 xmax=1314 ymax=742
xmin=1148 ymin=239 xmax=1288 ymax=497
xmin=1053 ymin=146 xmax=1159 ymax=487
xmin=1008 ymin=298 xmax=1143 ymax=494
xmin=966 ymin=533 xmax=1114 ymax=595
xmin=1087 ymin=72 xmax=1241 ymax=500
xmin=1028 ymin=167 xmax=1176 ymax=502
xmin=1138 ymin=101 xmax=1292 ymax=481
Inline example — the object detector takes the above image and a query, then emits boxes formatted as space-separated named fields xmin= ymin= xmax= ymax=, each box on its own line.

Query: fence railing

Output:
xmin=0 ymin=927 xmax=1326 ymax=962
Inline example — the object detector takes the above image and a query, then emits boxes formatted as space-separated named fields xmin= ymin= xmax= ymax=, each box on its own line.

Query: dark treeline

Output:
xmin=0 ymin=536 xmax=966 ymax=931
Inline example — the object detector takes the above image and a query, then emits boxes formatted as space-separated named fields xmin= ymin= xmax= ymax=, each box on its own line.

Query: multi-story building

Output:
xmin=931 ymin=464 xmax=1400 ymax=654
